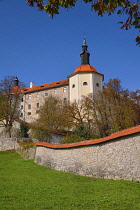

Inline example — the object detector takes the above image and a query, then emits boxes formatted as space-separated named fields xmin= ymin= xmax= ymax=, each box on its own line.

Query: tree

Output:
xmin=0 ymin=76 xmax=25 ymax=138
xmin=36 ymin=95 xmax=72 ymax=132
xmin=26 ymin=0 xmax=140 ymax=45
xmin=66 ymin=97 xmax=94 ymax=132
xmin=67 ymin=78 xmax=139 ymax=138
xmin=129 ymin=89 xmax=140 ymax=124
xmin=88 ymin=79 xmax=139 ymax=137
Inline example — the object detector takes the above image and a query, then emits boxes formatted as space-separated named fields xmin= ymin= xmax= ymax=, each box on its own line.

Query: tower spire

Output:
xmin=80 ymin=37 xmax=90 ymax=65
xmin=14 ymin=76 xmax=19 ymax=86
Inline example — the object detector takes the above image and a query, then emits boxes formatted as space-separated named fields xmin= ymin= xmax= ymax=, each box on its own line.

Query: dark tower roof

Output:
xmin=80 ymin=37 xmax=90 ymax=65
xmin=14 ymin=76 xmax=19 ymax=86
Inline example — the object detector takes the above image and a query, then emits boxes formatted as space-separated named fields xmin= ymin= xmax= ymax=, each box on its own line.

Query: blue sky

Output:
xmin=0 ymin=0 xmax=139 ymax=91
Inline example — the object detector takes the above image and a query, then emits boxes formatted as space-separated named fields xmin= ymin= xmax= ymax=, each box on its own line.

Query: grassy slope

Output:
xmin=0 ymin=150 xmax=140 ymax=210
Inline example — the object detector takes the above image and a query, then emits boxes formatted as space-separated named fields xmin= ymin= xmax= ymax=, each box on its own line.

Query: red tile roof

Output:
xmin=21 ymin=79 xmax=69 ymax=94
xmin=36 ymin=125 xmax=140 ymax=149
xmin=11 ymin=86 xmax=21 ymax=94
xmin=74 ymin=64 xmax=98 ymax=73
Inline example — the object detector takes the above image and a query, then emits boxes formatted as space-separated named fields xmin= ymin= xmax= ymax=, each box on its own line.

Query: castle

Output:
xmin=17 ymin=38 xmax=104 ymax=122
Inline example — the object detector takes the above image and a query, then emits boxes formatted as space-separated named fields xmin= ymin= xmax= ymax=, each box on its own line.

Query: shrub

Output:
xmin=72 ymin=124 xmax=92 ymax=139
xmin=61 ymin=134 xmax=85 ymax=144
xmin=20 ymin=123 xmax=29 ymax=138
xmin=20 ymin=142 xmax=35 ymax=150
xmin=30 ymin=127 xmax=51 ymax=142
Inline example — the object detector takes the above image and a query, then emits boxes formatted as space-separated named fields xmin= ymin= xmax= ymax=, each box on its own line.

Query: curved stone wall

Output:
xmin=35 ymin=126 xmax=140 ymax=181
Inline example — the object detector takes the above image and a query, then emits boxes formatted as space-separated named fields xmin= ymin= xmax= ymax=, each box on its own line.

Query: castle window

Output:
xmin=63 ymin=87 xmax=67 ymax=93
xmin=20 ymin=113 xmax=23 ymax=117
xmin=37 ymin=103 xmax=39 ymax=108
xmin=28 ymin=104 xmax=31 ymax=109
xmin=72 ymin=84 xmax=75 ymax=88
xmin=28 ymin=94 xmax=31 ymax=99
xmin=36 ymin=92 xmax=40 ymax=98
xmin=27 ymin=112 xmax=31 ymax=115
xmin=36 ymin=110 xmax=39 ymax=114
xmin=54 ymin=89 xmax=57 ymax=95
xmin=64 ymin=98 xmax=67 ymax=103
xmin=83 ymin=82 xmax=88 ymax=86
xmin=96 ymin=83 xmax=99 ymax=87
xmin=45 ymin=91 xmax=48 ymax=96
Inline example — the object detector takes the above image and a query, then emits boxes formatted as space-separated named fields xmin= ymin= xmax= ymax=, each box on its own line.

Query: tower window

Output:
xmin=96 ymin=83 xmax=99 ymax=87
xmin=83 ymin=82 xmax=88 ymax=86
xmin=72 ymin=84 xmax=75 ymax=88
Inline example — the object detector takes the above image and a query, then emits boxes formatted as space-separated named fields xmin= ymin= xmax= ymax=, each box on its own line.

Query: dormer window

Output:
xmin=83 ymin=82 xmax=88 ymax=86
xmin=72 ymin=84 xmax=75 ymax=88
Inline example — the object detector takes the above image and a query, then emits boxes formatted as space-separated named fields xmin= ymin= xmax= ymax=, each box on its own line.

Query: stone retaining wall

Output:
xmin=0 ymin=138 xmax=36 ymax=159
xmin=35 ymin=132 xmax=140 ymax=181
xmin=15 ymin=142 xmax=36 ymax=159
xmin=0 ymin=138 xmax=16 ymax=151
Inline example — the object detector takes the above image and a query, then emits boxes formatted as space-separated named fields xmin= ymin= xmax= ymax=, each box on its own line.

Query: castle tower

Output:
xmin=68 ymin=38 xmax=104 ymax=101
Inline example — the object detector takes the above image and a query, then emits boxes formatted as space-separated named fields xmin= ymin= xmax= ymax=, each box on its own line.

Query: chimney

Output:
xmin=30 ymin=82 xmax=34 ymax=88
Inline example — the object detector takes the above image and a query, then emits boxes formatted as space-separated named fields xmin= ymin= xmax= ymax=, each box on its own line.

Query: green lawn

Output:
xmin=0 ymin=150 xmax=140 ymax=210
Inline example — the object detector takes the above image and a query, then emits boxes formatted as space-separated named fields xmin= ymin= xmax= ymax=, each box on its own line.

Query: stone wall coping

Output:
xmin=36 ymin=125 xmax=140 ymax=149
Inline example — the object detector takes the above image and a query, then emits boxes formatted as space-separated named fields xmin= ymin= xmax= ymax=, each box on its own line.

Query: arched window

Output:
xmin=72 ymin=84 xmax=75 ymax=88
xmin=83 ymin=82 xmax=88 ymax=86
